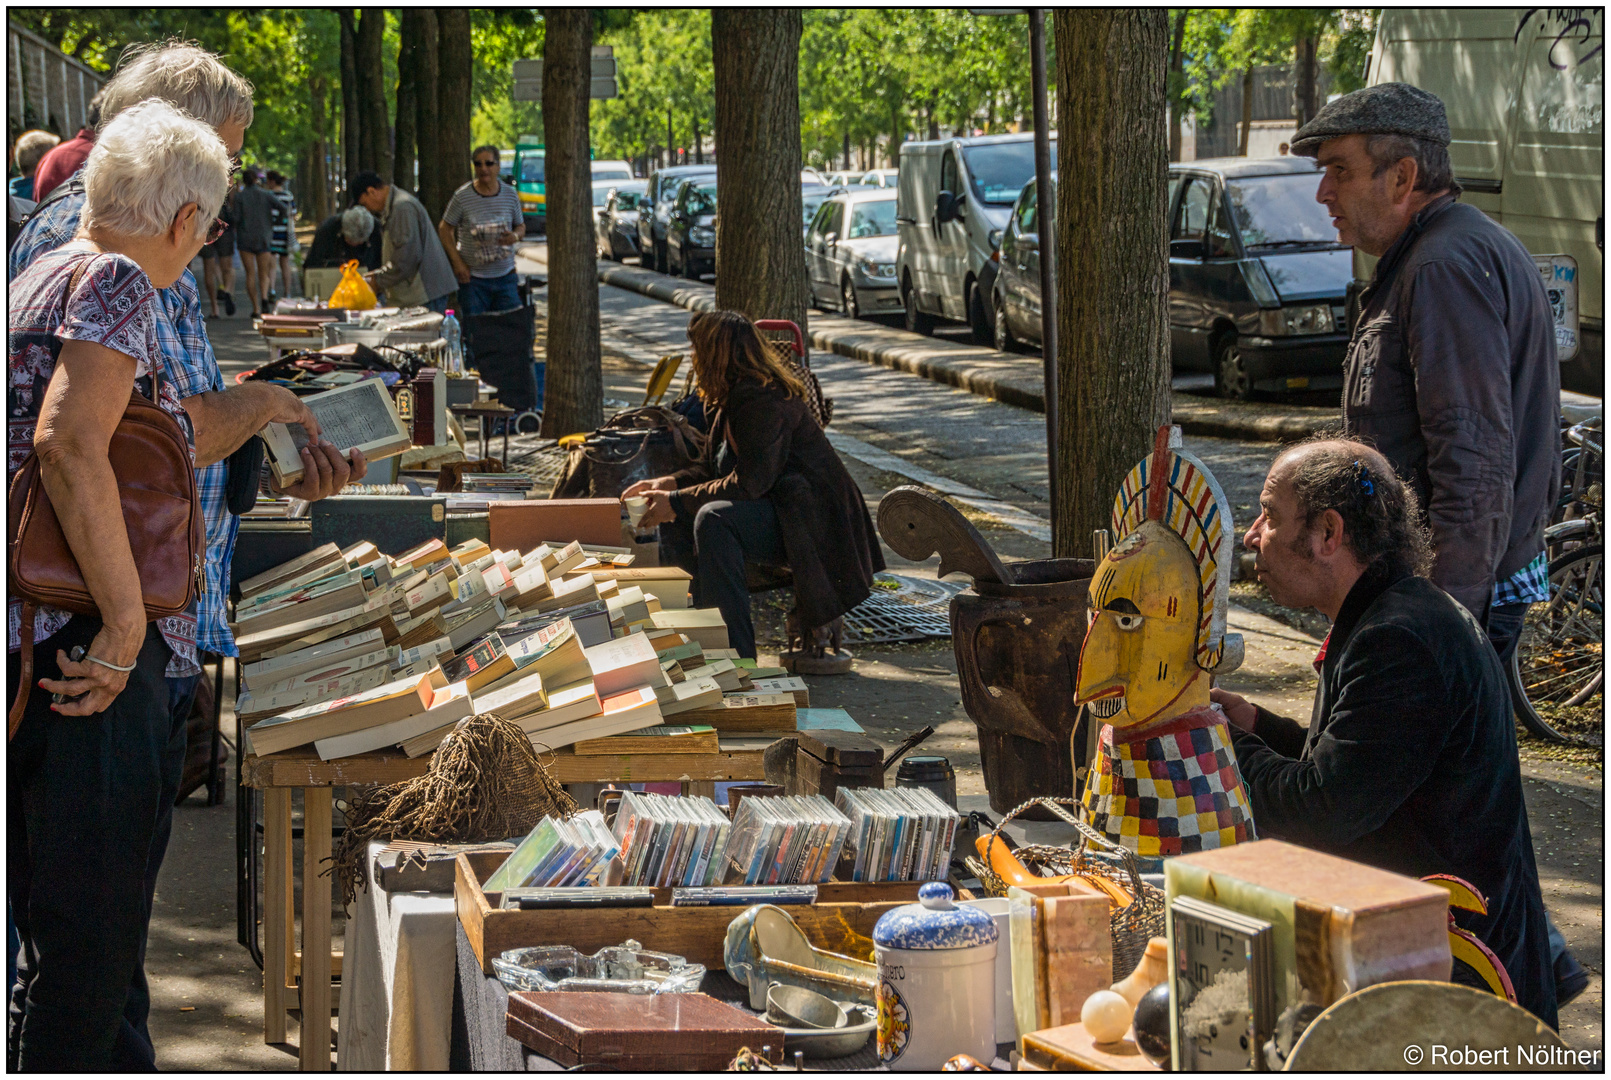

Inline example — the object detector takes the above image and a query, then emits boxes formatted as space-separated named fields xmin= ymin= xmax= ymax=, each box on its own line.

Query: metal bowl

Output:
xmin=773 ymin=1003 xmax=877 ymax=1060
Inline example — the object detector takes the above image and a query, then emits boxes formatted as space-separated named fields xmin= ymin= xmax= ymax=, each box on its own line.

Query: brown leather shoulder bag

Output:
xmin=7 ymin=267 xmax=203 ymax=736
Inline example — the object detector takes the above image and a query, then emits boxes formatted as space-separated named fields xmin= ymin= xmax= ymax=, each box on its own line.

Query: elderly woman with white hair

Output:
xmin=6 ymin=98 xmax=228 ymax=1072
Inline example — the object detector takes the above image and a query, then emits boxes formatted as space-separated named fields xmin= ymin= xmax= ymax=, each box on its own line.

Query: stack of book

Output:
xmin=234 ymin=533 xmax=757 ymax=764
xmin=482 ymin=810 xmax=622 ymax=891
xmin=833 ymin=787 xmax=960 ymax=883
xmin=611 ymin=793 xmax=733 ymax=887
xmin=721 ymin=794 xmax=853 ymax=886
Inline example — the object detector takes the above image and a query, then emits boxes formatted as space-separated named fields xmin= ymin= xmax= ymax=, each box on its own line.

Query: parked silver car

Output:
xmin=805 ymin=188 xmax=902 ymax=319
xmin=595 ymin=181 xmax=649 ymax=261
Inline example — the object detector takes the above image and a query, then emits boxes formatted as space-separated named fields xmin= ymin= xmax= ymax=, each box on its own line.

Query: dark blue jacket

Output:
xmin=1230 ymin=560 xmax=1555 ymax=1028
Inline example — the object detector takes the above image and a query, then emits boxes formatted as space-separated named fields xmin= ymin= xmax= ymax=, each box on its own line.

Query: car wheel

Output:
xmin=668 ymin=243 xmax=682 ymax=277
xmin=902 ymin=276 xmax=935 ymax=335
xmin=993 ymin=290 xmax=1017 ymax=352
xmin=1214 ymin=334 xmax=1256 ymax=401
xmin=967 ymin=281 xmax=992 ymax=345
xmin=655 ymin=239 xmax=668 ymax=274
xmin=841 ymin=276 xmax=860 ymax=320
xmin=682 ymin=251 xmax=700 ymax=280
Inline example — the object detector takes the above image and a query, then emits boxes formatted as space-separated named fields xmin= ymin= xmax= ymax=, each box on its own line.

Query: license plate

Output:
xmin=1285 ymin=377 xmax=1310 ymax=389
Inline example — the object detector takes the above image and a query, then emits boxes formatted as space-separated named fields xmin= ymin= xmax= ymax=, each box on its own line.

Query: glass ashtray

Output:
xmin=492 ymin=939 xmax=706 ymax=995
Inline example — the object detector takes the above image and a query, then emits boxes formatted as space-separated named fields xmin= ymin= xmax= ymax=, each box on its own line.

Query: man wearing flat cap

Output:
xmin=1292 ymin=85 xmax=1582 ymax=1007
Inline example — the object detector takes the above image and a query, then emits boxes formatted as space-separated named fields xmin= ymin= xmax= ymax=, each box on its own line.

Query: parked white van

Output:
xmin=1365 ymin=8 xmax=1603 ymax=392
xmin=896 ymin=132 xmax=1054 ymax=342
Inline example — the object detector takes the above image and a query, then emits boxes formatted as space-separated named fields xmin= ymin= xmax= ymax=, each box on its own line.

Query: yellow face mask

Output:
xmin=1074 ymin=520 xmax=1208 ymax=730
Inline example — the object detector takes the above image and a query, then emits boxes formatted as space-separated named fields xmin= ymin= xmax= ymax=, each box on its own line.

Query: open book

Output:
xmin=260 ymin=378 xmax=411 ymax=486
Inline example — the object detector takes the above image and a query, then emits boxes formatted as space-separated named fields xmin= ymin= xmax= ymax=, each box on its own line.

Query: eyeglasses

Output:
xmin=205 ymin=217 xmax=231 ymax=244
xmin=473 ymin=159 xmax=499 ymax=169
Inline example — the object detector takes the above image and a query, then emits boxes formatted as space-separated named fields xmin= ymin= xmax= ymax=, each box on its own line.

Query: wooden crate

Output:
xmin=456 ymin=849 xmax=921 ymax=974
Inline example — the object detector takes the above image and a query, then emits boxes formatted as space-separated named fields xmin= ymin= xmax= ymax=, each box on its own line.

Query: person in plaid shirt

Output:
xmin=7 ymin=43 xmax=365 ymax=1070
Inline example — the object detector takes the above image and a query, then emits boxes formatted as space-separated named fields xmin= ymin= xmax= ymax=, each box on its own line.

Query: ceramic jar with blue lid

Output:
xmin=873 ymin=882 xmax=998 ymax=1070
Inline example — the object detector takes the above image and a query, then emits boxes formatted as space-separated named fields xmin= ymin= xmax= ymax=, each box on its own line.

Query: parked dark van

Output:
xmin=1167 ymin=156 xmax=1352 ymax=398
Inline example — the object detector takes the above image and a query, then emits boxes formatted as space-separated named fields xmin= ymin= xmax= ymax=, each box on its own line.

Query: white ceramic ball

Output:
xmin=1081 ymin=989 xmax=1132 ymax=1044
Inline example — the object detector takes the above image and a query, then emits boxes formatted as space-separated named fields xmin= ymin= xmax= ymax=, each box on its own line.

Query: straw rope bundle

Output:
xmin=330 ymin=712 xmax=577 ymax=906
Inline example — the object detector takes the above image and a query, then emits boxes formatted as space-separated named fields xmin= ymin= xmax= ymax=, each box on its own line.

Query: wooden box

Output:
xmin=456 ymin=849 xmax=920 ymax=975
xmin=1008 ymin=881 xmax=1113 ymax=1037
xmin=506 ymin=991 xmax=782 ymax=1070
xmin=487 ymin=499 xmax=625 ymax=550
xmin=793 ymin=729 xmax=884 ymax=801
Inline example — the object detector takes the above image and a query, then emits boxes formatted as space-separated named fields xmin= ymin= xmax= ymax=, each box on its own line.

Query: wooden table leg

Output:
xmin=263 ymin=787 xmax=293 ymax=1044
xmin=685 ymin=780 xmax=717 ymax=800
xmin=299 ymin=788 xmax=333 ymax=1070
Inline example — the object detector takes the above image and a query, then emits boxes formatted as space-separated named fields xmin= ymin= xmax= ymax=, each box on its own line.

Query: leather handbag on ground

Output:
xmin=554 ymin=406 xmax=709 ymax=500
xmin=7 ymin=363 xmax=203 ymax=736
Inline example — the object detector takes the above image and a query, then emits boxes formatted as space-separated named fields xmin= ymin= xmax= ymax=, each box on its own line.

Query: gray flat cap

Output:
xmin=1291 ymin=82 xmax=1449 ymax=157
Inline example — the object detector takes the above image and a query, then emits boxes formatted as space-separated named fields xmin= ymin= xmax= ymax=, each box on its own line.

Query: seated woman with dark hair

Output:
xmin=622 ymin=310 xmax=884 ymax=659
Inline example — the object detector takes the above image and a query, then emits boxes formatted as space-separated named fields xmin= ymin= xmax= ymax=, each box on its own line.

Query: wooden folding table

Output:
xmin=241 ymin=742 xmax=769 ymax=1070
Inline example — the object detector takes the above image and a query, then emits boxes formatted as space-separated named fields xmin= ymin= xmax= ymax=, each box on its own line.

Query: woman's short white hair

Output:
xmin=82 ymin=99 xmax=230 ymax=240
xmin=99 ymin=40 xmax=255 ymax=134
xmin=340 ymin=205 xmax=376 ymax=244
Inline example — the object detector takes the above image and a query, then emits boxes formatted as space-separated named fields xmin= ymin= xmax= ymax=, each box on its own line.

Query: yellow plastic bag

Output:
xmin=328 ymin=259 xmax=377 ymax=310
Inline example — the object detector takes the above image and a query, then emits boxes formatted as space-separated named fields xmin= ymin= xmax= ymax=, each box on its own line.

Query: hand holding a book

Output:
xmin=271 ymin=441 xmax=369 ymax=501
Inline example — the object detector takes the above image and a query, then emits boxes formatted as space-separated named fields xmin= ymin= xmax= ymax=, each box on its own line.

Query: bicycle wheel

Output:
xmin=1509 ymin=544 xmax=1604 ymax=742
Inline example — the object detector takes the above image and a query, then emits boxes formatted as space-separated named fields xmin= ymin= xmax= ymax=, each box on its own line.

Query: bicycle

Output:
xmin=1509 ymin=416 xmax=1604 ymax=743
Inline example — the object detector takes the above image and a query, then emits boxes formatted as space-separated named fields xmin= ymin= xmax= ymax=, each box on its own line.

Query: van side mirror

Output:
xmin=935 ymin=190 xmax=960 ymax=225
xmin=1169 ymin=238 xmax=1206 ymax=259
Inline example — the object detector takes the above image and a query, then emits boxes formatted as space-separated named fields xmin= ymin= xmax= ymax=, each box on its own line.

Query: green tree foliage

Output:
xmin=590 ymin=10 xmax=714 ymax=165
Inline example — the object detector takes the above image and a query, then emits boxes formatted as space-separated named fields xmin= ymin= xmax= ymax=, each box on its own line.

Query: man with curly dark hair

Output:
xmin=1213 ymin=437 xmax=1556 ymax=1030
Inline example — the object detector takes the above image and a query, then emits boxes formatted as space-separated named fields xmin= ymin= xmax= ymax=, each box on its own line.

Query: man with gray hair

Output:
xmin=7 ymin=42 xmax=366 ymax=1067
xmin=9 ymin=129 xmax=60 ymax=201
xmin=1295 ymin=84 xmax=1579 ymax=1008
xmin=1215 ymin=438 xmax=1555 ymax=1030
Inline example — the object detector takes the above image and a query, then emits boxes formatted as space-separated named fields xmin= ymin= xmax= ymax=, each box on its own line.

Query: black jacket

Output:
xmin=305 ymin=214 xmax=382 ymax=271
xmin=1343 ymin=195 xmax=1560 ymax=616
xmin=1230 ymin=561 xmax=1555 ymax=1028
xmin=671 ymin=377 xmax=884 ymax=628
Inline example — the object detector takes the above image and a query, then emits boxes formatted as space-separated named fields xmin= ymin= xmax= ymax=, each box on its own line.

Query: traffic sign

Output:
xmin=512 ymin=48 xmax=617 ymax=102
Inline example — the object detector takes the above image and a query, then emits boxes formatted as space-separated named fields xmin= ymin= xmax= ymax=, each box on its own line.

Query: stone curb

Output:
xmin=596 ymin=262 xmax=1339 ymax=443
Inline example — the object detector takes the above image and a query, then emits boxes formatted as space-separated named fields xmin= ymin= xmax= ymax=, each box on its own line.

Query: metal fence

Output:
xmin=8 ymin=20 xmax=106 ymax=142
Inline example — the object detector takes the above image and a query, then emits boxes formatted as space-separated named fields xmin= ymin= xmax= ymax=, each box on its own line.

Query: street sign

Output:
xmin=512 ymin=49 xmax=617 ymax=102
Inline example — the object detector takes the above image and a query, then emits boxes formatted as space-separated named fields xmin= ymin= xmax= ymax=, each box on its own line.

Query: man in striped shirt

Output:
xmin=438 ymin=143 xmax=525 ymax=315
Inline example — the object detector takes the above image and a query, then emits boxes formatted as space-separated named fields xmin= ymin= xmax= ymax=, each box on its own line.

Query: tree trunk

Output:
xmin=394 ymin=11 xmax=420 ymax=191
xmin=338 ymin=11 xmax=361 ymax=190
xmin=666 ymin=109 xmax=674 ymax=166
xmin=436 ymin=10 xmax=473 ymax=214
xmin=694 ymin=116 xmax=703 ymax=165
xmin=926 ymin=96 xmax=939 ymax=140
xmin=414 ymin=10 xmax=441 ymax=219
xmin=1052 ymin=10 xmax=1171 ymax=559
xmin=1294 ymin=36 xmax=1319 ymax=128
xmin=1168 ymin=9 xmax=1187 ymax=162
xmin=540 ymin=8 xmax=603 ymax=439
xmin=309 ymin=75 xmax=332 ymax=224
xmin=1237 ymin=64 xmax=1253 ymax=156
xmin=889 ymin=101 xmax=902 ymax=167
xmin=712 ymin=10 xmax=807 ymax=335
xmin=356 ymin=8 xmax=391 ymax=177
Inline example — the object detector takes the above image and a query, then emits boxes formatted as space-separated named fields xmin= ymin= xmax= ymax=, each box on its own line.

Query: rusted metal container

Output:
xmin=952 ymin=558 xmax=1094 ymax=814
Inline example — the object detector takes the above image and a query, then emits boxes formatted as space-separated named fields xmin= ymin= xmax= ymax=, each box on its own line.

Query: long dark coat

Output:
xmin=1229 ymin=560 xmax=1555 ymax=1029
xmin=671 ymin=377 xmax=884 ymax=628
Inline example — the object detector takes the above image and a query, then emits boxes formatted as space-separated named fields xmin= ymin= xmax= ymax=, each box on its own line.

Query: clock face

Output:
xmin=1174 ymin=913 xmax=1257 ymax=1070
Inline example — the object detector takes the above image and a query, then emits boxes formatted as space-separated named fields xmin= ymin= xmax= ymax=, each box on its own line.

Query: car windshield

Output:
xmin=685 ymin=184 xmax=717 ymax=215
xmin=593 ymin=168 xmax=632 ymax=181
xmin=613 ymin=191 xmax=644 ymax=211
xmin=1224 ymin=173 xmax=1338 ymax=247
xmin=847 ymin=199 xmax=897 ymax=238
xmin=520 ymin=155 xmax=544 ymax=183
xmin=802 ymin=187 xmax=832 ymax=226
xmin=592 ymin=187 xmax=614 ymax=207
xmin=961 ymin=141 xmax=1053 ymax=205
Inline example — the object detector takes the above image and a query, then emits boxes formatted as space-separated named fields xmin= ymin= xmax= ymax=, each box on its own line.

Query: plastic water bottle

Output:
xmin=441 ymin=309 xmax=462 ymax=373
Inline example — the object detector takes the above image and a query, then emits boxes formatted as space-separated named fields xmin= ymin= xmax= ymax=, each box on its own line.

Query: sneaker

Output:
xmin=1555 ymin=949 xmax=1591 ymax=1007
xmin=218 ymin=289 xmax=236 ymax=317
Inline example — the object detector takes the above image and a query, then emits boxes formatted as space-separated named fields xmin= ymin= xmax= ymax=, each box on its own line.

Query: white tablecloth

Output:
xmin=337 ymin=844 xmax=457 ymax=1071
